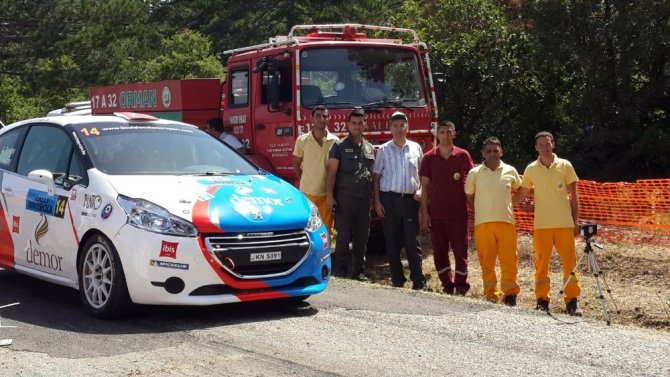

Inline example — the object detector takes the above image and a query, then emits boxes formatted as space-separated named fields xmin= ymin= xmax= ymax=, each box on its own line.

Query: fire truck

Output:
xmin=89 ymin=24 xmax=445 ymax=183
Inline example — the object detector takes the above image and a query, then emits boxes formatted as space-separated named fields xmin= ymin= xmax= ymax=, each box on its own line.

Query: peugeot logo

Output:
xmin=223 ymin=256 xmax=236 ymax=271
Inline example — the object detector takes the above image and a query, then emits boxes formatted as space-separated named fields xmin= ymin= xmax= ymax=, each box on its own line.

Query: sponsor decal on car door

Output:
xmin=4 ymin=173 xmax=77 ymax=277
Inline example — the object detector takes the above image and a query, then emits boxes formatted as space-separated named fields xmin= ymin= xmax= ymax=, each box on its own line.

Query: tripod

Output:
xmin=561 ymin=237 xmax=618 ymax=325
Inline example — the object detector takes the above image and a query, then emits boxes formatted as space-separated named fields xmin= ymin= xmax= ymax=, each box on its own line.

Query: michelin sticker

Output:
xmin=150 ymin=260 xmax=188 ymax=270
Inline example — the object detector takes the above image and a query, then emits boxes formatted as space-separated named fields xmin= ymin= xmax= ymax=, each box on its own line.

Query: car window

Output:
xmin=67 ymin=149 xmax=87 ymax=186
xmin=54 ymin=148 xmax=88 ymax=189
xmin=17 ymin=125 xmax=73 ymax=180
xmin=0 ymin=128 xmax=23 ymax=171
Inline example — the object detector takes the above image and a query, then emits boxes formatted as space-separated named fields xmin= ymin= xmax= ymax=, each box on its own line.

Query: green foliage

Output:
xmin=149 ymin=0 xmax=400 ymax=51
xmin=522 ymin=0 xmax=670 ymax=180
xmin=400 ymin=0 xmax=540 ymax=168
xmin=141 ymin=30 xmax=225 ymax=81
xmin=0 ymin=76 xmax=41 ymax=124
xmin=1 ymin=0 xmax=667 ymax=179
xmin=399 ymin=0 xmax=669 ymax=179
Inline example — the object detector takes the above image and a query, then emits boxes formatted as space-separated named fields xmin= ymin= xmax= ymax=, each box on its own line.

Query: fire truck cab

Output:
xmin=90 ymin=24 xmax=446 ymax=183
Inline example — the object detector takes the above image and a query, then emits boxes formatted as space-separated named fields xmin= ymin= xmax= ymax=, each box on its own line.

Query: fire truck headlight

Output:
xmin=118 ymin=195 xmax=198 ymax=237
xmin=305 ymin=200 xmax=323 ymax=232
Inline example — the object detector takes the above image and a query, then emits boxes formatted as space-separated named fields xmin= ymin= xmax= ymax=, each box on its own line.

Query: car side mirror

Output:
xmin=28 ymin=169 xmax=55 ymax=196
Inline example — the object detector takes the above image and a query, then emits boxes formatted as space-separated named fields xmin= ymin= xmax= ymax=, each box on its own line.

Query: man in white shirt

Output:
xmin=206 ymin=118 xmax=246 ymax=153
xmin=372 ymin=111 xmax=425 ymax=290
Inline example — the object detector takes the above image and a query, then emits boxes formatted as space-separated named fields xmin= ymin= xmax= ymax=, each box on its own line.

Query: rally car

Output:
xmin=0 ymin=113 xmax=331 ymax=318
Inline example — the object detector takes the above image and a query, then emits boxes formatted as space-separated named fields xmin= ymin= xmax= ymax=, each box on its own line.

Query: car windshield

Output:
xmin=73 ymin=122 xmax=258 ymax=175
xmin=299 ymin=47 xmax=426 ymax=109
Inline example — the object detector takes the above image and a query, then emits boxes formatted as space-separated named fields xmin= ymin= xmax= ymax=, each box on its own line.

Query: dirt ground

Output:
xmin=362 ymin=234 xmax=670 ymax=331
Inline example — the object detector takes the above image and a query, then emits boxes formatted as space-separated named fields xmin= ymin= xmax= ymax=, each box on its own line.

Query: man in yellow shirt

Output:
xmin=465 ymin=137 xmax=521 ymax=305
xmin=293 ymin=106 xmax=339 ymax=236
xmin=514 ymin=131 xmax=582 ymax=316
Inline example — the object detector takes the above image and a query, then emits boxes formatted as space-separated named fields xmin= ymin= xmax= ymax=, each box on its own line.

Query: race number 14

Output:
xmin=80 ymin=128 xmax=100 ymax=136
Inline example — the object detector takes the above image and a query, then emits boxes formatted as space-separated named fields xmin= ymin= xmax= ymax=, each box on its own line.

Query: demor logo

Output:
xmin=25 ymin=241 xmax=63 ymax=272
xmin=35 ymin=215 xmax=49 ymax=245
xmin=25 ymin=215 xmax=62 ymax=272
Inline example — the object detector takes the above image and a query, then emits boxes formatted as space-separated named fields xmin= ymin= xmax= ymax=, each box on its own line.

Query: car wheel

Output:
xmin=78 ymin=234 xmax=131 ymax=318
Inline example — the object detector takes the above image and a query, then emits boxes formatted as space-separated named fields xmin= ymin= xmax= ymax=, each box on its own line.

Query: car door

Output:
xmin=3 ymin=124 xmax=83 ymax=280
xmin=0 ymin=127 xmax=26 ymax=268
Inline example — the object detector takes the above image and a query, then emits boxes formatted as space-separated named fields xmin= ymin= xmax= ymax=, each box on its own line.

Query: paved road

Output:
xmin=1 ymin=269 xmax=668 ymax=376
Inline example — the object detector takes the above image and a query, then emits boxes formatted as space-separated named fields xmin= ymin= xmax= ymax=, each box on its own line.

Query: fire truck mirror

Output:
xmin=254 ymin=58 xmax=268 ymax=73
xmin=268 ymin=58 xmax=278 ymax=74
xmin=432 ymin=72 xmax=447 ymax=104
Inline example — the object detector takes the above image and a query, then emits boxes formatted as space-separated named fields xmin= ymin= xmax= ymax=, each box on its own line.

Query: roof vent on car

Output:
xmin=113 ymin=112 xmax=159 ymax=121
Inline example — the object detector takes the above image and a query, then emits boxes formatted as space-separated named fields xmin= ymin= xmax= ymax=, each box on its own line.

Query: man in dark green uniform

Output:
xmin=326 ymin=108 xmax=375 ymax=280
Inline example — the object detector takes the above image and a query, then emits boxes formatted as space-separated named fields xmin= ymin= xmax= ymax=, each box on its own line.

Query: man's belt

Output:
xmin=382 ymin=191 xmax=415 ymax=198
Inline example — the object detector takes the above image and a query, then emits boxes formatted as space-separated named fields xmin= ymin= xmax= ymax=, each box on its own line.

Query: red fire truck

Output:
xmin=89 ymin=24 xmax=445 ymax=183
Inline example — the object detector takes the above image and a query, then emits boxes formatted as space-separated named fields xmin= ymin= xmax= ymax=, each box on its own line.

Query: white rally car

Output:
xmin=0 ymin=113 xmax=331 ymax=318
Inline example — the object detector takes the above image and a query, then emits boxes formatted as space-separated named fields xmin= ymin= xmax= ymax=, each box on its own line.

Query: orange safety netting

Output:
xmin=511 ymin=178 xmax=670 ymax=246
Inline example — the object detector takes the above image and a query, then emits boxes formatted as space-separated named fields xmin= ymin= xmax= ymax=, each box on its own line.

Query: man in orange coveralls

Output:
xmin=514 ymin=131 xmax=582 ymax=316
xmin=465 ymin=137 xmax=522 ymax=305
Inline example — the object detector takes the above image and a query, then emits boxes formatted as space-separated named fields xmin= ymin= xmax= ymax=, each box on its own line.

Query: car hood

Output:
xmin=106 ymin=174 xmax=311 ymax=233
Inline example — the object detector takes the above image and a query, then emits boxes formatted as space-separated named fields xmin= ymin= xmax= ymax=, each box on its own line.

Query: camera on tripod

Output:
xmin=579 ymin=223 xmax=597 ymax=238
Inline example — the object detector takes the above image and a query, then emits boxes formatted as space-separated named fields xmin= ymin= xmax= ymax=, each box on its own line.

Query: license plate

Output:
xmin=250 ymin=251 xmax=282 ymax=262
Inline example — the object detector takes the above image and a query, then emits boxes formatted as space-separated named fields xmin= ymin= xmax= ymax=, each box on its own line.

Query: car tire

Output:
xmin=78 ymin=234 xmax=131 ymax=319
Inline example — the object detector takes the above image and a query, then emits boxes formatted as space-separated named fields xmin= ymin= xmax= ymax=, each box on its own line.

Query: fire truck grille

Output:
xmin=204 ymin=230 xmax=311 ymax=278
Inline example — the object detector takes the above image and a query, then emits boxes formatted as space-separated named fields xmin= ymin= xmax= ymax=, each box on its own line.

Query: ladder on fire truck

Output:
xmin=225 ymin=24 xmax=422 ymax=54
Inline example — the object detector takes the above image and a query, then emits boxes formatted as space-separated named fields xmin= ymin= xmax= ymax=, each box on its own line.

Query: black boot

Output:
xmin=503 ymin=295 xmax=517 ymax=307
xmin=566 ymin=298 xmax=583 ymax=316
xmin=536 ymin=298 xmax=549 ymax=312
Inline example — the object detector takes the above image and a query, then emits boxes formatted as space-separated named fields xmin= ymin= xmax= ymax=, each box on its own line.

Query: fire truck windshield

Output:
xmin=299 ymin=47 xmax=426 ymax=109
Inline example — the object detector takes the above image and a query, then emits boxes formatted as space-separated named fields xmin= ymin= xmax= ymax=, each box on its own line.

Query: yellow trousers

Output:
xmin=533 ymin=228 xmax=581 ymax=304
xmin=306 ymin=194 xmax=334 ymax=238
xmin=474 ymin=222 xmax=520 ymax=302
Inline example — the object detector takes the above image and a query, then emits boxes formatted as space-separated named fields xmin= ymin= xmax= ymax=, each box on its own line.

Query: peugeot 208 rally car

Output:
xmin=0 ymin=113 xmax=331 ymax=318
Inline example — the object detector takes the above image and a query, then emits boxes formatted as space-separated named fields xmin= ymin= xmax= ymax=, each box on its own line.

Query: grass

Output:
xmin=360 ymin=234 xmax=670 ymax=331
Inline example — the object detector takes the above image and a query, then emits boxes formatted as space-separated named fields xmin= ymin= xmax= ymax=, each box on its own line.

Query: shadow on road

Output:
xmin=0 ymin=269 xmax=319 ymax=335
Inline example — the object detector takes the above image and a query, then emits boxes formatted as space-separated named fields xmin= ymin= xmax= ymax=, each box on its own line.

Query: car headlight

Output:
xmin=117 ymin=195 xmax=198 ymax=237
xmin=305 ymin=199 xmax=323 ymax=232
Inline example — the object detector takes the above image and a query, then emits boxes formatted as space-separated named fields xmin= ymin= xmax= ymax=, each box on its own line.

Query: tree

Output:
xmin=400 ymin=0 xmax=543 ymax=168
xmin=150 ymin=0 xmax=401 ymax=53
xmin=522 ymin=0 xmax=670 ymax=179
xmin=140 ymin=30 xmax=225 ymax=81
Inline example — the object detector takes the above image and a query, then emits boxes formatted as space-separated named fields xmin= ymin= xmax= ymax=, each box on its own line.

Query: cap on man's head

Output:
xmin=390 ymin=111 xmax=408 ymax=122
xmin=350 ymin=107 xmax=365 ymax=117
